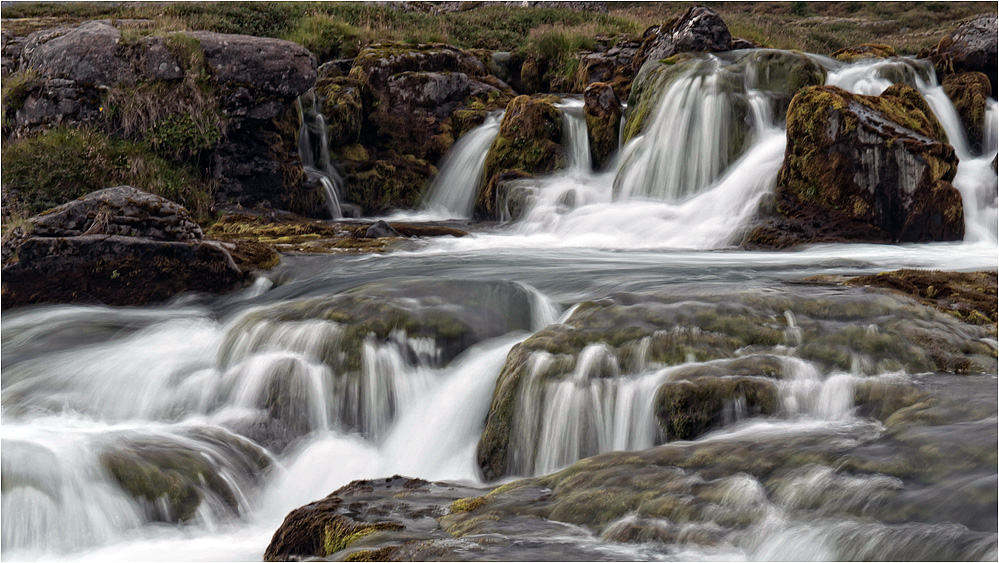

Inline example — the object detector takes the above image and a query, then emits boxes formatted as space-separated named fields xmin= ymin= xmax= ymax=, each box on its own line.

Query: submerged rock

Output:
xmin=1 ymin=187 xmax=244 ymax=308
xmin=744 ymin=85 xmax=963 ymax=249
xmin=100 ymin=429 xmax=271 ymax=524
xmin=477 ymin=95 xmax=565 ymax=219
xmin=942 ymin=71 xmax=993 ymax=154
xmin=838 ymin=269 xmax=998 ymax=326
xmin=583 ymin=82 xmax=622 ymax=170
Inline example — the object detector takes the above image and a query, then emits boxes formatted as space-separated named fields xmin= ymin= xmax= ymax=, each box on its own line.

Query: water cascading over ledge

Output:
xmin=297 ymin=90 xmax=345 ymax=218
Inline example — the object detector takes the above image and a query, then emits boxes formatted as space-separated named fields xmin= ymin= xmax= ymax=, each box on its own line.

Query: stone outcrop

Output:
xmin=632 ymin=6 xmax=732 ymax=73
xmin=576 ymin=38 xmax=642 ymax=98
xmin=11 ymin=21 xmax=318 ymax=211
xmin=477 ymin=95 xmax=565 ymax=219
xmin=583 ymin=82 xmax=622 ymax=170
xmin=941 ymin=72 xmax=993 ymax=154
xmin=1 ymin=186 xmax=245 ymax=308
xmin=744 ymin=85 xmax=964 ymax=249
xmin=920 ymin=13 xmax=998 ymax=92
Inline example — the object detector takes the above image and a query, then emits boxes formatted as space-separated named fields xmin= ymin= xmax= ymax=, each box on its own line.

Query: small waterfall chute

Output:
xmin=297 ymin=93 xmax=344 ymax=219
xmin=423 ymin=112 xmax=503 ymax=219
xmin=557 ymin=99 xmax=592 ymax=173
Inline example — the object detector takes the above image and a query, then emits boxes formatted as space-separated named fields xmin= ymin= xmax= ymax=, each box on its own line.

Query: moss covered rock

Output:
xmin=655 ymin=377 xmax=780 ymax=441
xmin=831 ymin=43 xmax=896 ymax=63
xmin=343 ymin=152 xmax=437 ymax=214
xmin=735 ymin=49 xmax=826 ymax=118
xmin=477 ymin=95 xmax=565 ymax=219
xmin=744 ymin=85 xmax=963 ymax=249
xmin=583 ymin=82 xmax=622 ymax=170
xmin=315 ymin=76 xmax=364 ymax=148
xmin=942 ymin=72 xmax=992 ymax=154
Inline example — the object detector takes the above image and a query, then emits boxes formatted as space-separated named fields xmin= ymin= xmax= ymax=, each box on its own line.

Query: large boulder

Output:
xmin=632 ymin=6 xmax=732 ymax=73
xmin=744 ymin=85 xmax=964 ymax=249
xmin=1 ymin=186 xmax=244 ymax=308
xmin=583 ymin=82 xmax=622 ymax=170
xmin=476 ymin=95 xmax=565 ymax=219
xmin=920 ymin=14 xmax=998 ymax=93
xmin=942 ymin=72 xmax=993 ymax=155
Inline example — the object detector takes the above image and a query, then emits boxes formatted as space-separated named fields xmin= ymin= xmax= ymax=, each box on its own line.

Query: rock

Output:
xmin=343 ymin=152 xmax=438 ymax=215
xmin=920 ymin=13 xmax=998 ymax=92
xmin=840 ymin=269 xmax=998 ymax=326
xmin=477 ymin=95 xmax=565 ymax=219
xmin=26 ymin=185 xmax=203 ymax=242
xmin=654 ymin=377 xmax=779 ymax=441
xmin=576 ymin=38 xmax=642 ymax=97
xmin=364 ymin=220 xmax=403 ymax=238
xmin=1 ymin=187 xmax=244 ymax=308
xmin=317 ymin=58 xmax=354 ymax=79
xmin=744 ymin=85 xmax=963 ymax=249
xmin=632 ymin=6 xmax=732 ymax=73
xmin=831 ymin=43 xmax=896 ymax=63
xmin=735 ymin=49 xmax=826 ymax=118
xmin=583 ymin=82 xmax=622 ymax=170
xmin=942 ymin=72 xmax=992 ymax=154
xmin=190 ymin=31 xmax=316 ymax=102
xmin=349 ymin=43 xmax=513 ymax=162
xmin=315 ymin=76 xmax=364 ymax=147
xmin=24 ymin=21 xmax=135 ymax=87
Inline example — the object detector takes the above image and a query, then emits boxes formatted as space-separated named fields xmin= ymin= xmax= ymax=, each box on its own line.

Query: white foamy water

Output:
xmin=423 ymin=112 xmax=504 ymax=218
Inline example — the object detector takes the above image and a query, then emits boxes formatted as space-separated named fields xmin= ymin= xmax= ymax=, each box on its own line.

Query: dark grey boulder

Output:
xmin=633 ymin=6 xmax=732 ymax=72
xmin=920 ymin=13 xmax=998 ymax=92
xmin=25 ymin=21 xmax=136 ymax=87
xmin=364 ymin=220 xmax=403 ymax=239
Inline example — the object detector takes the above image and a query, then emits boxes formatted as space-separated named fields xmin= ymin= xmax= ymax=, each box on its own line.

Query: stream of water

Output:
xmin=2 ymin=50 xmax=997 ymax=561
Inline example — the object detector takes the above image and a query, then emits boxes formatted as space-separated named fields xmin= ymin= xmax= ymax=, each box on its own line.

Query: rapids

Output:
xmin=2 ymin=49 xmax=997 ymax=561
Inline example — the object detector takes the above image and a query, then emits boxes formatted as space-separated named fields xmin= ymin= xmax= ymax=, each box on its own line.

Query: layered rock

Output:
xmin=919 ymin=13 xmax=998 ymax=92
xmin=632 ymin=6 xmax=732 ymax=73
xmin=576 ymin=38 xmax=642 ymax=98
xmin=583 ymin=82 xmax=622 ymax=170
xmin=477 ymin=95 xmax=565 ymax=219
xmin=1 ymin=186 xmax=244 ymax=308
xmin=744 ymin=85 xmax=964 ymax=249
xmin=941 ymin=72 xmax=993 ymax=154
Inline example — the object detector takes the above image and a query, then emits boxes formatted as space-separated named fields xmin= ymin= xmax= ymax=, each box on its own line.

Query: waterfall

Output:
xmin=614 ymin=57 xmax=747 ymax=202
xmin=557 ymin=99 xmax=592 ymax=173
xmin=424 ymin=112 xmax=503 ymax=218
xmin=297 ymin=93 xmax=344 ymax=219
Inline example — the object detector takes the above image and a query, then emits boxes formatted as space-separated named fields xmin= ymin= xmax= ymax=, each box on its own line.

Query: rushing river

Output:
xmin=2 ymin=51 xmax=997 ymax=561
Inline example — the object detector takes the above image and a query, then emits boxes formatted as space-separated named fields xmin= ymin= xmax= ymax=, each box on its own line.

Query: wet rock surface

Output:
xmin=744 ymin=84 xmax=964 ymax=249
xmin=941 ymin=71 xmax=993 ymax=154
xmin=583 ymin=82 xmax=622 ymax=170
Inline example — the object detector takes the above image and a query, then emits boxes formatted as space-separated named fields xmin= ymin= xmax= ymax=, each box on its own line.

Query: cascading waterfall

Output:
xmin=423 ymin=112 xmax=504 ymax=218
xmin=297 ymin=93 xmax=344 ymax=218
xmin=614 ymin=57 xmax=746 ymax=202
xmin=557 ymin=99 xmax=592 ymax=173
xmin=2 ymin=48 xmax=997 ymax=563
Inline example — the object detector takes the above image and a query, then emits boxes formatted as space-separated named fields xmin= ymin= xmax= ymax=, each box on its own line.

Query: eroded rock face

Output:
xmin=744 ymin=85 xmax=963 ymax=249
xmin=583 ymin=82 xmax=622 ymax=170
xmin=1 ymin=187 xmax=244 ymax=308
xmin=942 ymin=72 xmax=993 ymax=154
xmin=920 ymin=13 xmax=998 ymax=92
xmin=477 ymin=95 xmax=565 ymax=219
xmin=632 ymin=6 xmax=732 ymax=73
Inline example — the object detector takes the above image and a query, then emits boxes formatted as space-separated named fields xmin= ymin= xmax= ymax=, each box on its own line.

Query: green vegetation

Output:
xmin=1 ymin=69 xmax=39 ymax=131
xmin=1 ymin=127 xmax=212 ymax=221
